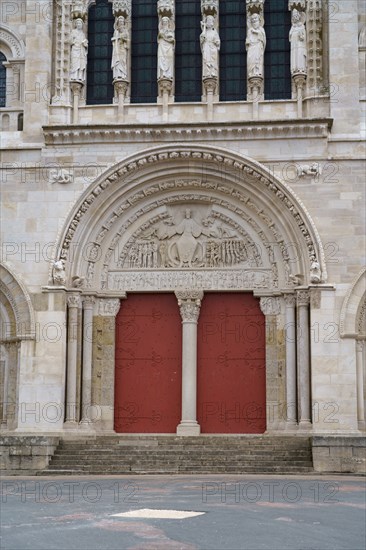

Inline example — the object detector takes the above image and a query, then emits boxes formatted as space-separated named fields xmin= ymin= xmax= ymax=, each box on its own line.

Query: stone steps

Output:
xmin=40 ymin=435 xmax=313 ymax=475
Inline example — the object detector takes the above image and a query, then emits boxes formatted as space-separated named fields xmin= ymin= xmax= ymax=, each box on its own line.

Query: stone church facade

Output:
xmin=0 ymin=0 xmax=365 ymax=472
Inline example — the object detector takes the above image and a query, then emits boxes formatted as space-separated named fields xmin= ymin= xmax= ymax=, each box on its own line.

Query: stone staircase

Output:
xmin=39 ymin=435 xmax=313 ymax=475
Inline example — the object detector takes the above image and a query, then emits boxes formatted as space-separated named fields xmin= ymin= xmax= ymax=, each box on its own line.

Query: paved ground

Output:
xmin=1 ymin=474 xmax=365 ymax=550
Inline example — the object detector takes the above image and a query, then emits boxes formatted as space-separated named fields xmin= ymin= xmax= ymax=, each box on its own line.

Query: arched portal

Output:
xmin=51 ymin=145 xmax=327 ymax=433
xmin=0 ymin=262 xmax=35 ymax=430
xmin=340 ymin=268 xmax=366 ymax=430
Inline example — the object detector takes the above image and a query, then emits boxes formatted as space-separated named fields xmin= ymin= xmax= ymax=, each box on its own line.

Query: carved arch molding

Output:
xmin=55 ymin=145 xmax=327 ymax=294
xmin=0 ymin=25 xmax=25 ymax=59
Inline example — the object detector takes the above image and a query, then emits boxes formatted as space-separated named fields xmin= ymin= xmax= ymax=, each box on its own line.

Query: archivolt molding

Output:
xmin=0 ymin=25 xmax=25 ymax=59
xmin=0 ymin=262 xmax=35 ymax=340
xmin=340 ymin=268 xmax=366 ymax=338
xmin=53 ymin=145 xmax=327 ymax=292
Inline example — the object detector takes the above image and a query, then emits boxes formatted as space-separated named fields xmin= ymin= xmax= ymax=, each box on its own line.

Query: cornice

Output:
xmin=43 ymin=118 xmax=333 ymax=146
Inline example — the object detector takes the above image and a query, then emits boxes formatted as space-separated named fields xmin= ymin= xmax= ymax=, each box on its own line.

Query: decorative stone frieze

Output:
xmin=98 ymin=298 xmax=121 ymax=317
xmin=43 ymin=120 xmax=332 ymax=145
xmin=175 ymin=291 xmax=204 ymax=323
xmin=260 ymin=297 xmax=281 ymax=316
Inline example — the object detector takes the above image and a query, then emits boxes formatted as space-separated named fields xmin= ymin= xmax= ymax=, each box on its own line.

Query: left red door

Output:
xmin=114 ymin=293 xmax=182 ymax=433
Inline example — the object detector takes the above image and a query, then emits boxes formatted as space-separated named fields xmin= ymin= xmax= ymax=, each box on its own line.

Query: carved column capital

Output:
xmin=70 ymin=80 xmax=84 ymax=94
xmin=260 ymin=297 xmax=281 ymax=316
xmin=82 ymin=295 xmax=96 ymax=310
xmin=296 ymin=290 xmax=310 ymax=307
xmin=98 ymin=298 xmax=121 ymax=317
xmin=175 ymin=291 xmax=204 ymax=323
xmin=67 ymin=294 xmax=82 ymax=308
xmin=356 ymin=340 xmax=365 ymax=353
xmin=283 ymin=293 xmax=296 ymax=307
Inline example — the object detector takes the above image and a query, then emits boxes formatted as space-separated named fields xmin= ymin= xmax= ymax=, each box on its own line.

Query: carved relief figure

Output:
xmin=70 ymin=18 xmax=88 ymax=82
xmin=289 ymin=9 xmax=307 ymax=74
xmin=310 ymin=258 xmax=321 ymax=284
xmin=200 ymin=15 xmax=220 ymax=79
xmin=157 ymin=16 xmax=175 ymax=80
xmin=111 ymin=15 xmax=129 ymax=81
xmin=52 ymin=259 xmax=66 ymax=285
xmin=246 ymin=13 xmax=266 ymax=78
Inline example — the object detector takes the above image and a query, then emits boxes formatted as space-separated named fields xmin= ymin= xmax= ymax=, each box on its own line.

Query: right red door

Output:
xmin=197 ymin=293 xmax=266 ymax=433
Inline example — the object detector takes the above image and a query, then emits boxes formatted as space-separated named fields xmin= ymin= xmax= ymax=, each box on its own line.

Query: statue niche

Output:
xmin=118 ymin=208 xmax=259 ymax=270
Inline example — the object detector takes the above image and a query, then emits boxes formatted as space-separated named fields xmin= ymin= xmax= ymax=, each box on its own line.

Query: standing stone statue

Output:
xmin=200 ymin=15 xmax=220 ymax=79
xmin=289 ymin=9 xmax=307 ymax=74
xmin=111 ymin=15 xmax=129 ymax=81
xmin=70 ymin=18 xmax=88 ymax=82
xmin=157 ymin=16 xmax=175 ymax=80
xmin=246 ymin=13 xmax=266 ymax=78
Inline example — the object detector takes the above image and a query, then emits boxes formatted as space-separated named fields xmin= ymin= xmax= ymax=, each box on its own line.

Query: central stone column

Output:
xmin=175 ymin=290 xmax=203 ymax=436
xmin=296 ymin=289 xmax=311 ymax=429
xmin=65 ymin=293 xmax=81 ymax=426
xmin=80 ymin=295 xmax=95 ymax=426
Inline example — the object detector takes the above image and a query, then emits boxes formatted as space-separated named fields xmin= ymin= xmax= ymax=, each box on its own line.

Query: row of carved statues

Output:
xmin=70 ymin=9 xmax=307 ymax=86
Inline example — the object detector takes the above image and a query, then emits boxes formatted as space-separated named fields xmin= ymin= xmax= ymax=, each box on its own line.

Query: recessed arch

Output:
xmin=53 ymin=145 xmax=327 ymax=292
xmin=340 ymin=268 xmax=366 ymax=338
xmin=0 ymin=262 xmax=35 ymax=341
xmin=0 ymin=25 xmax=25 ymax=59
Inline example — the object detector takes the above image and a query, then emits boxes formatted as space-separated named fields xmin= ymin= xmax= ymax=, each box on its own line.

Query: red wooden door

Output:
xmin=114 ymin=294 xmax=182 ymax=433
xmin=197 ymin=293 xmax=266 ymax=433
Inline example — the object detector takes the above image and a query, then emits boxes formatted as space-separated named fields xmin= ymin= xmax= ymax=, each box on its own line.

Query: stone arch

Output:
xmin=0 ymin=25 xmax=25 ymax=59
xmin=54 ymin=145 xmax=327 ymax=293
xmin=0 ymin=262 xmax=35 ymax=340
xmin=340 ymin=268 xmax=366 ymax=338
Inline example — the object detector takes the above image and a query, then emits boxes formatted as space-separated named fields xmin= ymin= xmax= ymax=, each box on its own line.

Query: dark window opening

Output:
xmin=86 ymin=0 xmax=114 ymax=105
xmin=220 ymin=1 xmax=247 ymax=101
xmin=130 ymin=0 xmax=158 ymax=103
xmin=175 ymin=0 xmax=202 ymax=102
xmin=264 ymin=0 xmax=292 ymax=100
xmin=0 ymin=52 xmax=7 ymax=107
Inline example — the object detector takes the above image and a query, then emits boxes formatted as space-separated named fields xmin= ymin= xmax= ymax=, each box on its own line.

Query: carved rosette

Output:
xmin=67 ymin=294 xmax=82 ymax=308
xmin=98 ymin=298 xmax=121 ymax=317
xmin=259 ymin=297 xmax=281 ymax=316
xmin=296 ymin=290 xmax=310 ymax=307
xmin=175 ymin=291 xmax=204 ymax=323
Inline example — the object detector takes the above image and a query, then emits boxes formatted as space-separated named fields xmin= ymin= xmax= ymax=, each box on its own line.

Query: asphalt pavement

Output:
xmin=1 ymin=474 xmax=365 ymax=550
